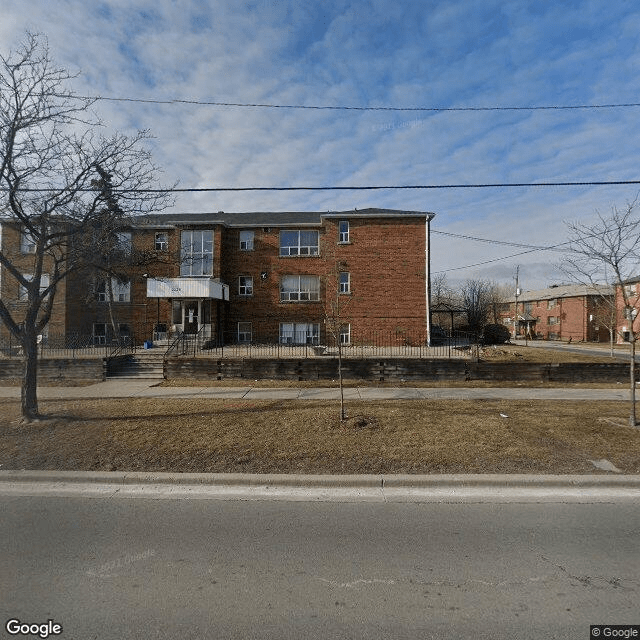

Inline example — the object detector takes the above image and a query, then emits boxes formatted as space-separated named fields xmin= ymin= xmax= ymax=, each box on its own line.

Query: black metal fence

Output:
xmin=0 ymin=331 xmax=138 ymax=359
xmin=167 ymin=329 xmax=479 ymax=359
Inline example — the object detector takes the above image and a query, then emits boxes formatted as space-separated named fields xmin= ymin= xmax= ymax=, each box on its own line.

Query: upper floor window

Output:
xmin=280 ymin=275 xmax=320 ymax=301
xmin=338 ymin=220 xmax=350 ymax=243
xmin=339 ymin=324 xmax=351 ymax=345
xmin=155 ymin=232 xmax=168 ymax=251
xmin=96 ymin=278 xmax=130 ymax=302
xmin=21 ymin=230 xmax=37 ymax=254
xmin=19 ymin=273 xmax=49 ymax=301
xmin=239 ymin=230 xmax=254 ymax=251
xmin=115 ymin=231 xmax=132 ymax=254
xmin=624 ymin=284 xmax=637 ymax=297
xmin=547 ymin=299 xmax=557 ymax=309
xmin=238 ymin=276 xmax=253 ymax=296
xmin=339 ymin=272 xmax=350 ymax=294
xmin=180 ymin=230 xmax=213 ymax=276
xmin=279 ymin=230 xmax=319 ymax=257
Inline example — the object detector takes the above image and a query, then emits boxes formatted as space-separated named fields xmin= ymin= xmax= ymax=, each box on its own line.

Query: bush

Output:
xmin=481 ymin=324 xmax=511 ymax=345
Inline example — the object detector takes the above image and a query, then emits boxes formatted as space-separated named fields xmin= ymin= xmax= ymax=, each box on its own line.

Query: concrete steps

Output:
xmin=107 ymin=347 xmax=166 ymax=380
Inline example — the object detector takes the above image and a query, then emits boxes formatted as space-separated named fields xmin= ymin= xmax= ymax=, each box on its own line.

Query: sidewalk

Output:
xmin=0 ymin=379 xmax=633 ymax=401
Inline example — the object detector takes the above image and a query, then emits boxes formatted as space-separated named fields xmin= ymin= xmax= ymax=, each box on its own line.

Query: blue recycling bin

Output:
xmin=144 ymin=340 xmax=153 ymax=349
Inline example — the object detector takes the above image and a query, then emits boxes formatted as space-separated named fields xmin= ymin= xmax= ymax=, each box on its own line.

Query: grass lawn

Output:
xmin=1 ymin=397 xmax=639 ymax=474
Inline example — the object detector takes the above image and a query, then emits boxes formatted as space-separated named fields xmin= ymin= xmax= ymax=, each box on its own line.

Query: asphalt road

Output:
xmin=2 ymin=497 xmax=639 ymax=640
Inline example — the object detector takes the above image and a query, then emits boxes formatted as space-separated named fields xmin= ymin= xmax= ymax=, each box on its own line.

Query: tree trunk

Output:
xmin=610 ymin=328 xmax=614 ymax=358
xmin=630 ymin=338 xmax=637 ymax=427
xmin=338 ymin=337 xmax=345 ymax=421
xmin=21 ymin=330 xmax=39 ymax=421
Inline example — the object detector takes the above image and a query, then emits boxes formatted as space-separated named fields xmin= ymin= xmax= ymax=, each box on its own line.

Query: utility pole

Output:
xmin=513 ymin=265 xmax=520 ymax=342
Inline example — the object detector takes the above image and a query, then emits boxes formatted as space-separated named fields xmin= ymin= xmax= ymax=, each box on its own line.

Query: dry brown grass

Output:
xmin=1 ymin=397 xmax=639 ymax=474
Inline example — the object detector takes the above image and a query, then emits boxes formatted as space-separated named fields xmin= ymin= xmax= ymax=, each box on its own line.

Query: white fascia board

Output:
xmin=147 ymin=277 xmax=229 ymax=300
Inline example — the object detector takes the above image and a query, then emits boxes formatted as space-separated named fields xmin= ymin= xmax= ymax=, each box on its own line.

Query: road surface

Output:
xmin=2 ymin=496 xmax=639 ymax=639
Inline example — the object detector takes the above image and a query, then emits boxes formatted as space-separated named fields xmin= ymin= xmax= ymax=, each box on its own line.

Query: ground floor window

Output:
xmin=238 ymin=322 xmax=252 ymax=343
xmin=279 ymin=322 xmax=320 ymax=344
xmin=339 ymin=323 xmax=351 ymax=345
xmin=93 ymin=323 xmax=107 ymax=345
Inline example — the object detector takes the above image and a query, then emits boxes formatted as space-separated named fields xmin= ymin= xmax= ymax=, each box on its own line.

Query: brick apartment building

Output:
xmin=0 ymin=208 xmax=434 ymax=347
xmin=502 ymin=284 xmax=614 ymax=342
xmin=616 ymin=277 xmax=640 ymax=343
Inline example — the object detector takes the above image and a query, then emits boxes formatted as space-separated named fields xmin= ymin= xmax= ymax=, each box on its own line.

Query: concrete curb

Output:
xmin=2 ymin=471 xmax=640 ymax=503
xmin=2 ymin=470 xmax=640 ymax=487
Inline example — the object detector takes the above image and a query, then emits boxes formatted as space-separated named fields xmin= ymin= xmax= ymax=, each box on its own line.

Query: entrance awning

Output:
xmin=146 ymin=277 xmax=229 ymax=300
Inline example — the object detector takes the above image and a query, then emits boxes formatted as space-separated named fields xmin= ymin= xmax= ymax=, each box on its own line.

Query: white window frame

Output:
xmin=279 ymin=230 xmax=319 ymax=257
xmin=239 ymin=230 xmax=254 ymax=251
xmin=93 ymin=323 xmax=107 ymax=345
xmin=155 ymin=232 xmax=168 ymax=251
xmin=96 ymin=278 xmax=130 ymax=302
xmin=280 ymin=275 xmax=320 ymax=302
xmin=279 ymin=322 xmax=320 ymax=345
xmin=237 ymin=322 xmax=252 ymax=343
xmin=339 ymin=271 xmax=350 ymax=294
xmin=338 ymin=220 xmax=350 ymax=243
xmin=21 ymin=230 xmax=37 ymax=254
xmin=547 ymin=299 xmax=557 ymax=309
xmin=180 ymin=230 xmax=214 ymax=276
xmin=339 ymin=323 xmax=351 ymax=345
xmin=19 ymin=273 xmax=49 ymax=301
xmin=238 ymin=276 xmax=253 ymax=296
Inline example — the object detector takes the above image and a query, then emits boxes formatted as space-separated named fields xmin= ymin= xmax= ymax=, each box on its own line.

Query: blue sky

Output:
xmin=3 ymin=0 xmax=640 ymax=291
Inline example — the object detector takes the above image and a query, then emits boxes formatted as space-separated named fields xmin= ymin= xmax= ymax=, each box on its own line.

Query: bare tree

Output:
xmin=324 ymin=260 xmax=351 ymax=421
xmin=0 ymin=33 xmax=170 ymax=421
xmin=459 ymin=279 xmax=505 ymax=335
xmin=563 ymin=200 xmax=640 ymax=427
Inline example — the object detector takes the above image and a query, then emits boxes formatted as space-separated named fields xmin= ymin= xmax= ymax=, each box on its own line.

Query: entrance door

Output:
xmin=184 ymin=301 xmax=199 ymax=334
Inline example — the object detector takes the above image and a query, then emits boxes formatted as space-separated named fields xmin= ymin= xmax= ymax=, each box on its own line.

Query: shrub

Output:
xmin=482 ymin=324 xmax=511 ymax=345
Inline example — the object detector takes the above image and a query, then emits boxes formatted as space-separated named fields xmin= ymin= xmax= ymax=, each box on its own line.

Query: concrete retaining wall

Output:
xmin=0 ymin=358 xmax=106 ymax=382
xmin=165 ymin=358 xmax=635 ymax=383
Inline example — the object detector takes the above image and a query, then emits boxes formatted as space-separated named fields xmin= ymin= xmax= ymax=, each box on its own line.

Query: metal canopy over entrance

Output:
xmin=146 ymin=277 xmax=229 ymax=300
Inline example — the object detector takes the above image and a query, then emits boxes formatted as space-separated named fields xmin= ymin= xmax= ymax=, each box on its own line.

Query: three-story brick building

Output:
xmin=1 ymin=208 xmax=435 ymax=347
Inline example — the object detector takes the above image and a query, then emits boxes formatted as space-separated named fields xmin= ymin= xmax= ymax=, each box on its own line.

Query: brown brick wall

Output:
xmin=505 ymin=294 xmax=612 ymax=341
xmin=220 ymin=217 xmax=427 ymax=343
xmin=2 ymin=215 xmax=429 ymax=345
xmin=0 ymin=223 xmax=67 ymax=341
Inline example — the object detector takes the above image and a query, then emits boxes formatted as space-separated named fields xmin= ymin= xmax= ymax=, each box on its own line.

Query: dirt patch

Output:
xmin=1 ymin=397 xmax=639 ymax=474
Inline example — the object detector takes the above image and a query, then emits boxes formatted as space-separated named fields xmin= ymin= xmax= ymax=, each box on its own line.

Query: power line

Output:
xmin=431 ymin=229 xmax=566 ymax=251
xmin=7 ymin=179 xmax=640 ymax=193
xmin=77 ymin=94 xmax=640 ymax=112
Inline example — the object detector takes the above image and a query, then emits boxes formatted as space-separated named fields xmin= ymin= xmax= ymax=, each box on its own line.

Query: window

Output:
xmin=547 ymin=299 xmax=557 ymax=309
xmin=155 ymin=232 xmax=168 ymax=251
xmin=339 ymin=324 xmax=351 ymax=345
xmin=280 ymin=275 xmax=320 ymax=301
xmin=338 ymin=220 xmax=350 ymax=243
xmin=116 ymin=231 xmax=132 ymax=254
xmin=238 ymin=276 xmax=253 ymax=296
xmin=113 ymin=279 xmax=130 ymax=302
xmin=237 ymin=322 xmax=252 ymax=343
xmin=96 ymin=278 xmax=130 ymax=302
xmin=548 ymin=316 xmax=558 ymax=325
xmin=21 ymin=230 xmax=37 ymax=253
xmin=93 ymin=323 xmax=107 ymax=345
xmin=279 ymin=230 xmax=319 ymax=256
xmin=339 ymin=272 xmax=350 ymax=294
xmin=180 ymin=230 xmax=214 ymax=276
xmin=624 ymin=284 xmax=637 ymax=297
xmin=19 ymin=274 xmax=49 ymax=301
xmin=279 ymin=322 xmax=320 ymax=344
xmin=239 ymin=230 xmax=254 ymax=251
